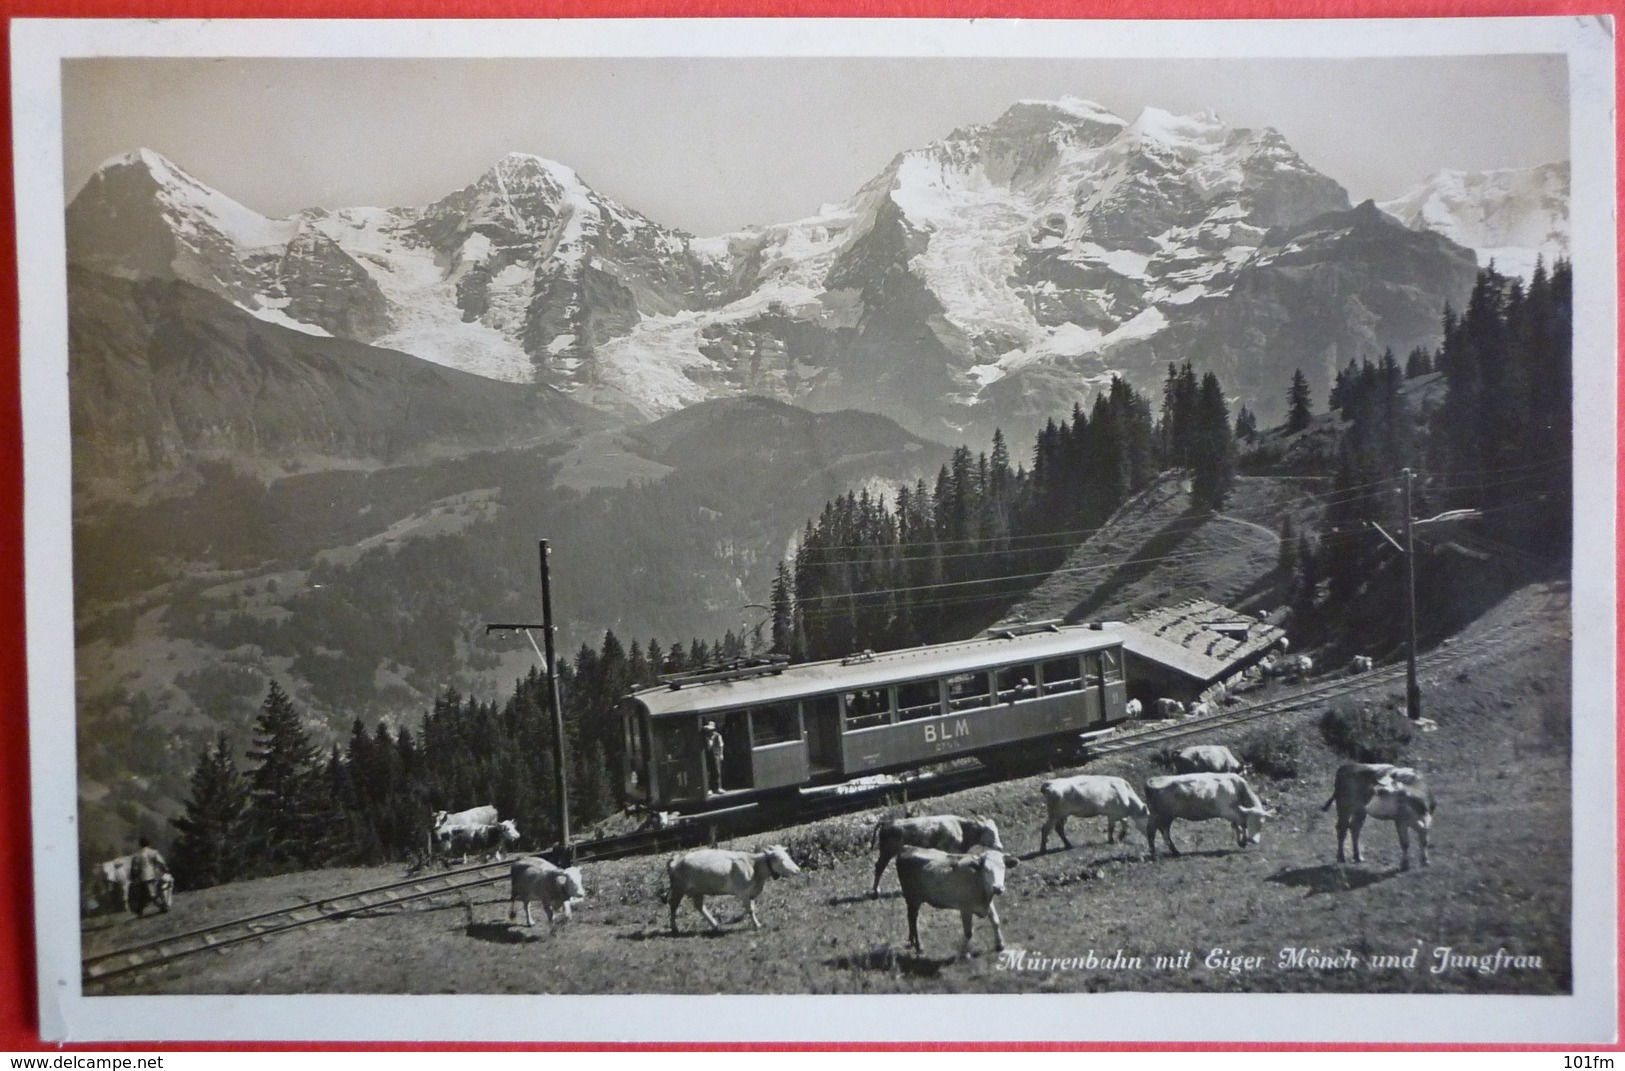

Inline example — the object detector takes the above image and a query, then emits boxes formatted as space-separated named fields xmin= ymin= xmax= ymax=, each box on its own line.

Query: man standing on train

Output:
xmin=703 ymin=720 xmax=726 ymax=794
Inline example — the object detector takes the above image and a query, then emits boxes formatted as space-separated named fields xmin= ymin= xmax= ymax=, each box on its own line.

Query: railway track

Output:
xmin=83 ymin=585 xmax=1563 ymax=988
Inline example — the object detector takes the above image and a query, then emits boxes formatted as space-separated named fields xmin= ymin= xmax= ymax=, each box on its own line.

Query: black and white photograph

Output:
xmin=13 ymin=16 xmax=1616 ymax=1043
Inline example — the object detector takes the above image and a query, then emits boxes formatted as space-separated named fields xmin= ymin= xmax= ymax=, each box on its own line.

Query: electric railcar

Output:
xmin=622 ymin=623 xmax=1128 ymax=813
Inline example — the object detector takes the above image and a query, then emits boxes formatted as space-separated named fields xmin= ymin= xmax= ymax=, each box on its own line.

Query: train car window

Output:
xmin=896 ymin=679 xmax=942 ymax=721
xmin=1040 ymin=655 xmax=1084 ymax=693
xmin=843 ymin=688 xmax=892 ymax=729
xmin=750 ymin=702 xmax=801 ymax=746
xmin=996 ymin=664 xmax=1039 ymax=703
xmin=946 ymin=671 xmax=992 ymax=711
xmin=1101 ymin=647 xmax=1123 ymax=681
xmin=1083 ymin=651 xmax=1103 ymax=683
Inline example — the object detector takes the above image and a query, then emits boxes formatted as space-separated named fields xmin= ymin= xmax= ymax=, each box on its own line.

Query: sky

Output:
xmin=62 ymin=54 xmax=1569 ymax=237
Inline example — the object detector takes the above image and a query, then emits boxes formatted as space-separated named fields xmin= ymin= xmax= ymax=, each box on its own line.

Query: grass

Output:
xmin=86 ymin=584 xmax=1571 ymax=997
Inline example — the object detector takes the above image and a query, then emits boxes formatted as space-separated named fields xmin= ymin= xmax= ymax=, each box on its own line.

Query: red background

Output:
xmin=0 ymin=0 xmax=1618 ymax=1051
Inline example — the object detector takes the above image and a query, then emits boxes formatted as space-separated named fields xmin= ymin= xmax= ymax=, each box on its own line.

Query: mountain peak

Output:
xmin=1125 ymin=105 xmax=1227 ymax=148
xmin=1009 ymin=96 xmax=1125 ymax=128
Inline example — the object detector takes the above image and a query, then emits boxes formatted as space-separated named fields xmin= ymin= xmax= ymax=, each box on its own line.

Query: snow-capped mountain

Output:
xmin=67 ymin=99 xmax=1489 ymax=436
xmin=1378 ymin=161 xmax=1569 ymax=280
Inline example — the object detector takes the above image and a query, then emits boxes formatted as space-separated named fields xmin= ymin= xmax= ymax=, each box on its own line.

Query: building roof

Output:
xmin=632 ymin=624 xmax=1125 ymax=717
xmin=1119 ymin=599 xmax=1285 ymax=685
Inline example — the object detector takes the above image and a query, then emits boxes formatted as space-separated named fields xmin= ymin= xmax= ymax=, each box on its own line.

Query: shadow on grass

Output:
xmin=619 ymin=926 xmax=733 ymax=941
xmin=1266 ymin=863 xmax=1396 ymax=896
xmin=465 ymin=922 xmax=544 ymax=945
xmin=829 ymin=892 xmax=894 ymax=906
xmin=825 ymin=945 xmax=953 ymax=978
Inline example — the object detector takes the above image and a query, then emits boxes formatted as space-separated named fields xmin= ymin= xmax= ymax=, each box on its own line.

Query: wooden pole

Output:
xmin=539 ymin=540 xmax=572 ymax=850
xmin=1402 ymin=469 xmax=1421 ymax=721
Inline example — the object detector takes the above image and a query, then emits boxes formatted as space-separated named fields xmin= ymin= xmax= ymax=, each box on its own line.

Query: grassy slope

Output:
xmin=1002 ymin=474 xmax=1320 ymax=627
xmin=87 ymin=583 xmax=1571 ymax=997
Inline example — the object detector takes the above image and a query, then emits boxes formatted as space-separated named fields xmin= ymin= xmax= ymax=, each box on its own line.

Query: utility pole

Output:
xmin=486 ymin=538 xmax=571 ymax=853
xmin=1402 ymin=468 xmax=1421 ymax=722
xmin=1370 ymin=470 xmax=1480 ymax=723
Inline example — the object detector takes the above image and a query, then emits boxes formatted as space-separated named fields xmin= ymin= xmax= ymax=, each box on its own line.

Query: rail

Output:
xmin=83 ymin=588 xmax=1561 ymax=988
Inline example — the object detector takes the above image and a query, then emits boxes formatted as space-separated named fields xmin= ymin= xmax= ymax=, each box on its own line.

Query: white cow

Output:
xmin=1288 ymin=655 xmax=1315 ymax=679
xmin=1038 ymin=775 xmax=1150 ymax=851
xmin=1143 ymin=772 xmax=1276 ymax=859
xmin=1348 ymin=655 xmax=1374 ymax=674
xmin=508 ymin=856 xmax=586 ymax=928
xmin=87 ymin=855 xmax=133 ymax=913
xmin=433 ymin=804 xmax=499 ymax=831
xmin=667 ymin=845 xmax=801 ymax=933
xmin=1187 ymin=701 xmax=1211 ymax=719
xmin=1125 ymin=698 xmax=1143 ymax=719
xmin=1171 ymin=744 xmax=1246 ymax=775
xmin=895 ymin=847 xmax=1019 ymax=954
xmin=871 ymin=815 xmax=1003 ymax=897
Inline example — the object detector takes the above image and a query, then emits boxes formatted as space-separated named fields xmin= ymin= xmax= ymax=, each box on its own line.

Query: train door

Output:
xmin=1101 ymin=645 xmax=1127 ymax=719
xmin=653 ymin=717 xmax=703 ymax=803
xmin=804 ymin=693 xmax=842 ymax=775
xmin=716 ymin=711 xmax=752 ymax=791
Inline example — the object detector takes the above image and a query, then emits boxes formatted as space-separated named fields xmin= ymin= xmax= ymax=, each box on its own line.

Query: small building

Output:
xmin=1117 ymin=598 xmax=1285 ymax=707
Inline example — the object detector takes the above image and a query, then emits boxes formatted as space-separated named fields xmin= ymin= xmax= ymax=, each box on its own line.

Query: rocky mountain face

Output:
xmin=68 ymin=99 xmax=1503 ymax=439
xmin=1379 ymin=161 xmax=1569 ymax=281
xmin=68 ymin=267 xmax=609 ymax=499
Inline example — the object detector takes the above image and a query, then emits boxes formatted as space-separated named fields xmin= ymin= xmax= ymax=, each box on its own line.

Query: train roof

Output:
xmin=630 ymin=623 xmax=1126 ymax=717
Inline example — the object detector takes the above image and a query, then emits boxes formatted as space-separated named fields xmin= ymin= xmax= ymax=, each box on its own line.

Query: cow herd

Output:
xmin=494 ymin=748 xmax=1435 ymax=959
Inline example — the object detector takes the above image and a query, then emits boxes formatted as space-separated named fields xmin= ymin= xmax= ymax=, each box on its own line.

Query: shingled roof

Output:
xmin=1118 ymin=598 xmax=1285 ymax=685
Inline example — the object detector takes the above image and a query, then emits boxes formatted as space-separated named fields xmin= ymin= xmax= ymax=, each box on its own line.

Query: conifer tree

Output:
xmin=243 ymin=681 xmax=327 ymax=872
xmin=170 ymin=732 xmax=249 ymax=890
xmin=1287 ymin=369 xmax=1313 ymax=433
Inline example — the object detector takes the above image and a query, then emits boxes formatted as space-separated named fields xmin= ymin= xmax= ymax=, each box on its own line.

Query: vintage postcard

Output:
xmin=13 ymin=16 xmax=1617 ymax=1043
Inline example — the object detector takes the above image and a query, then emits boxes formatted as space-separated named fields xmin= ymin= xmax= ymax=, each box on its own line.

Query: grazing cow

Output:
xmin=1155 ymin=698 xmax=1186 ymax=719
xmin=1187 ymin=701 xmax=1211 ymax=719
xmin=1172 ymin=744 xmax=1246 ymax=775
xmin=438 ymin=818 xmax=521 ymax=864
xmin=871 ymin=815 xmax=1003 ymax=897
xmin=509 ymin=857 xmax=586 ymax=928
xmin=1348 ymin=655 xmax=1374 ymax=674
xmin=895 ymin=847 xmax=1018 ymax=954
xmin=1143 ymin=773 xmax=1276 ymax=859
xmin=667 ymin=845 xmax=801 ymax=933
xmin=87 ymin=856 xmax=133 ymax=914
xmin=1288 ymin=655 xmax=1315 ymax=679
xmin=1038 ymin=775 xmax=1150 ymax=851
xmin=432 ymin=804 xmax=499 ymax=831
xmin=1125 ymin=698 xmax=1143 ymax=719
xmin=1323 ymin=763 xmax=1437 ymax=869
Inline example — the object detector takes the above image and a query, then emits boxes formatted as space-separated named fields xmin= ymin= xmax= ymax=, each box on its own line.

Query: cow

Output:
xmin=1348 ymin=655 xmax=1374 ymax=674
xmin=433 ymin=804 xmax=499 ymax=831
xmin=437 ymin=818 xmax=521 ymax=864
xmin=871 ymin=815 xmax=1003 ymax=897
xmin=508 ymin=856 xmax=586 ymax=929
xmin=1038 ymin=775 xmax=1150 ymax=851
xmin=1155 ymin=698 xmax=1186 ymax=719
xmin=1187 ymin=701 xmax=1211 ymax=719
xmin=1125 ymin=698 xmax=1143 ymax=719
xmin=1143 ymin=772 xmax=1276 ymax=859
xmin=1323 ymin=763 xmax=1436 ymax=869
xmin=1172 ymin=744 xmax=1246 ymax=775
xmin=1288 ymin=655 xmax=1315 ymax=679
xmin=86 ymin=856 xmax=133 ymax=914
xmin=667 ymin=845 xmax=801 ymax=933
xmin=895 ymin=846 xmax=1018 ymax=955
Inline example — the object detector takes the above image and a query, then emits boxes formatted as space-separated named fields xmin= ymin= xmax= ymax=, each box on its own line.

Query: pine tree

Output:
xmin=243 ymin=681 xmax=326 ymax=873
xmin=170 ymin=732 xmax=249 ymax=890
xmin=1287 ymin=368 xmax=1313 ymax=433
xmin=1190 ymin=372 xmax=1237 ymax=510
